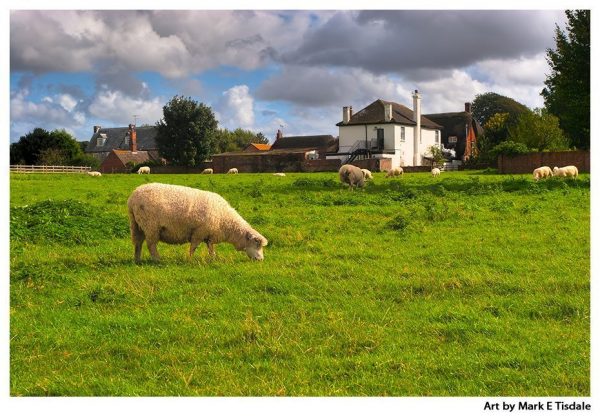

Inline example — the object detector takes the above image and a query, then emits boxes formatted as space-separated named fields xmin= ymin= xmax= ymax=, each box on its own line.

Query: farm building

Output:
xmin=100 ymin=149 xmax=159 ymax=173
xmin=211 ymin=131 xmax=339 ymax=173
xmin=327 ymin=91 xmax=443 ymax=168
xmin=424 ymin=103 xmax=483 ymax=161
xmin=85 ymin=124 xmax=159 ymax=163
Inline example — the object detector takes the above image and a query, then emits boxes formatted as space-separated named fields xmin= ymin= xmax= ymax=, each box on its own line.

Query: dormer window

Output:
xmin=97 ymin=133 xmax=107 ymax=147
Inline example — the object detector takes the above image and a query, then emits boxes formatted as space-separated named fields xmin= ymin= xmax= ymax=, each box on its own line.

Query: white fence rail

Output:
xmin=10 ymin=165 xmax=91 ymax=174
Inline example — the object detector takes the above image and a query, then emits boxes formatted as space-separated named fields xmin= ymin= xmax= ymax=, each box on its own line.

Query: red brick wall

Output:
xmin=302 ymin=159 xmax=341 ymax=172
xmin=100 ymin=153 xmax=127 ymax=173
xmin=150 ymin=162 xmax=213 ymax=174
xmin=352 ymin=158 xmax=391 ymax=172
xmin=498 ymin=151 xmax=590 ymax=174
xmin=212 ymin=153 xmax=307 ymax=173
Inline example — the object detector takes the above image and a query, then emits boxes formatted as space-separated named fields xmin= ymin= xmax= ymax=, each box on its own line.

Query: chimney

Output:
xmin=276 ymin=129 xmax=283 ymax=141
xmin=349 ymin=106 xmax=353 ymax=118
xmin=342 ymin=106 xmax=351 ymax=123
xmin=465 ymin=102 xmax=472 ymax=113
xmin=384 ymin=103 xmax=393 ymax=122
xmin=93 ymin=125 xmax=101 ymax=134
xmin=412 ymin=90 xmax=422 ymax=166
xmin=128 ymin=124 xmax=137 ymax=153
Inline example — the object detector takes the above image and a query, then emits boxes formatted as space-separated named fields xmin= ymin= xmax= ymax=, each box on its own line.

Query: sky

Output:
xmin=9 ymin=9 xmax=568 ymax=144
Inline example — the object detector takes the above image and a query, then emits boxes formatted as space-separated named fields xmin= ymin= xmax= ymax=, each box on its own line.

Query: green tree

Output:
xmin=542 ymin=10 xmax=590 ymax=149
xmin=10 ymin=128 xmax=82 ymax=165
xmin=471 ymin=92 xmax=531 ymax=127
xmin=255 ymin=132 xmax=269 ymax=144
xmin=427 ymin=145 xmax=445 ymax=168
xmin=508 ymin=108 xmax=569 ymax=151
xmin=483 ymin=112 xmax=511 ymax=147
xmin=212 ymin=128 xmax=271 ymax=154
xmin=155 ymin=96 xmax=218 ymax=166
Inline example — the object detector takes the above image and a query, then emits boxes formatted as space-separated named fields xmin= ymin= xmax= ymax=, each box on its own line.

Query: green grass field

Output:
xmin=9 ymin=170 xmax=590 ymax=396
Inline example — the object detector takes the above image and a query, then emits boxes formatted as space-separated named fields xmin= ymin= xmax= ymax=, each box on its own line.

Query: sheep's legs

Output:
xmin=206 ymin=241 xmax=216 ymax=257
xmin=145 ymin=235 xmax=160 ymax=261
xmin=189 ymin=241 xmax=200 ymax=257
xmin=134 ymin=240 xmax=144 ymax=263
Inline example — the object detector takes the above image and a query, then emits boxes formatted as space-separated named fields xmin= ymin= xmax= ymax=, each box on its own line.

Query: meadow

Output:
xmin=9 ymin=170 xmax=590 ymax=396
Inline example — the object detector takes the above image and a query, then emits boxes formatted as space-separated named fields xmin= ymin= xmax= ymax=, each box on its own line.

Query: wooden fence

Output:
xmin=10 ymin=165 xmax=91 ymax=174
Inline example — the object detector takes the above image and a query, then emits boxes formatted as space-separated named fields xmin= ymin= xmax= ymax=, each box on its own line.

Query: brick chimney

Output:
xmin=276 ymin=129 xmax=283 ymax=140
xmin=465 ymin=102 xmax=472 ymax=113
xmin=93 ymin=125 xmax=101 ymax=134
xmin=128 ymin=124 xmax=137 ymax=153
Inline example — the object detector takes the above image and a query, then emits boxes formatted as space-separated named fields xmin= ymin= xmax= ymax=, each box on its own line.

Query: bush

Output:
xmin=491 ymin=141 xmax=529 ymax=158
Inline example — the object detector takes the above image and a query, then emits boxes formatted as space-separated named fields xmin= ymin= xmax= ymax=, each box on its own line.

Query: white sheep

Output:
xmin=553 ymin=165 xmax=579 ymax=178
xmin=227 ymin=168 xmax=239 ymax=174
xmin=385 ymin=167 xmax=404 ymax=178
xmin=339 ymin=164 xmax=365 ymax=188
xmin=361 ymin=169 xmax=373 ymax=181
xmin=87 ymin=171 xmax=102 ymax=177
xmin=127 ymin=183 xmax=268 ymax=262
xmin=273 ymin=172 xmax=286 ymax=177
xmin=533 ymin=166 xmax=553 ymax=181
xmin=201 ymin=168 xmax=213 ymax=174
xmin=137 ymin=166 xmax=151 ymax=174
xmin=431 ymin=168 xmax=441 ymax=177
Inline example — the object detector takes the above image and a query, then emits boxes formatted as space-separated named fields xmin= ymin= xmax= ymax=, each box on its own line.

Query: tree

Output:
xmin=427 ymin=145 xmax=445 ymax=168
xmin=10 ymin=128 xmax=82 ymax=165
xmin=482 ymin=112 xmax=511 ymax=147
xmin=508 ymin=108 xmax=569 ymax=151
xmin=471 ymin=92 xmax=531 ymax=127
xmin=155 ymin=96 xmax=218 ymax=166
xmin=542 ymin=10 xmax=590 ymax=149
xmin=212 ymin=128 xmax=270 ymax=154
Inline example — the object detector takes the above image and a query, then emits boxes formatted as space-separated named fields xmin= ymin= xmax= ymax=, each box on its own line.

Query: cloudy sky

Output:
xmin=9 ymin=9 xmax=567 ymax=143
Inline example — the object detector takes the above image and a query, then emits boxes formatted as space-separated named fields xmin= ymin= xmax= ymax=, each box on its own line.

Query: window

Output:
xmin=435 ymin=130 xmax=440 ymax=144
xmin=400 ymin=126 xmax=405 ymax=142
xmin=448 ymin=136 xmax=458 ymax=144
xmin=97 ymin=133 xmax=107 ymax=147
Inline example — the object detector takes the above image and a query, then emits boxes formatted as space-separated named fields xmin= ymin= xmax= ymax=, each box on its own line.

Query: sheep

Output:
xmin=339 ymin=164 xmax=365 ymax=189
xmin=137 ymin=166 xmax=151 ymax=174
xmin=227 ymin=168 xmax=239 ymax=174
xmin=273 ymin=172 xmax=286 ymax=177
xmin=127 ymin=183 xmax=268 ymax=262
xmin=431 ymin=168 xmax=441 ymax=177
xmin=201 ymin=168 xmax=213 ymax=174
xmin=385 ymin=167 xmax=404 ymax=178
xmin=532 ymin=166 xmax=553 ymax=181
xmin=87 ymin=171 xmax=102 ymax=177
xmin=361 ymin=169 xmax=373 ymax=181
xmin=553 ymin=165 xmax=579 ymax=178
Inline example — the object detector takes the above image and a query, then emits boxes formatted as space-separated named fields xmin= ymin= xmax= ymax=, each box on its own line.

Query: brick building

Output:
xmin=97 ymin=124 xmax=158 ymax=173
xmin=85 ymin=124 xmax=159 ymax=163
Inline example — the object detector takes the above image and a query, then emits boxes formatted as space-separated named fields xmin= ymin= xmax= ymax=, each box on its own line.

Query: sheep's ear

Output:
xmin=246 ymin=231 xmax=253 ymax=241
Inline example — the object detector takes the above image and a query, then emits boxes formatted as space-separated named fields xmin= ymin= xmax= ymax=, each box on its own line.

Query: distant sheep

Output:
xmin=137 ymin=166 xmax=150 ymax=174
xmin=202 ymin=168 xmax=213 ymax=174
xmin=127 ymin=183 xmax=268 ymax=262
xmin=533 ymin=166 xmax=553 ymax=181
xmin=227 ymin=168 xmax=239 ymax=174
xmin=431 ymin=168 xmax=441 ymax=177
xmin=87 ymin=171 xmax=102 ymax=177
xmin=553 ymin=165 xmax=579 ymax=178
xmin=273 ymin=172 xmax=286 ymax=177
xmin=339 ymin=164 xmax=365 ymax=189
xmin=361 ymin=169 xmax=373 ymax=181
xmin=385 ymin=167 xmax=404 ymax=178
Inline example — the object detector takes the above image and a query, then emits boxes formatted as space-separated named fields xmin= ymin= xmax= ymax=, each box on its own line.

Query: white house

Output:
xmin=329 ymin=90 xmax=442 ymax=167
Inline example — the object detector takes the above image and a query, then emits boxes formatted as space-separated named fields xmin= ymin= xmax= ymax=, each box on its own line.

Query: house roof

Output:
xmin=212 ymin=148 xmax=318 ymax=157
xmin=109 ymin=149 xmax=155 ymax=166
xmin=270 ymin=135 xmax=339 ymax=153
xmin=244 ymin=143 xmax=272 ymax=151
xmin=86 ymin=126 xmax=158 ymax=153
xmin=423 ymin=111 xmax=484 ymax=139
xmin=337 ymin=99 xmax=442 ymax=129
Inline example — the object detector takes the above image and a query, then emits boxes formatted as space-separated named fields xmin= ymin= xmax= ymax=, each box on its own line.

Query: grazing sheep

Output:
xmin=533 ymin=166 xmax=553 ymax=181
xmin=339 ymin=164 xmax=365 ymax=189
xmin=127 ymin=183 xmax=268 ymax=262
xmin=361 ymin=169 xmax=373 ymax=181
xmin=431 ymin=168 xmax=441 ymax=177
xmin=87 ymin=171 xmax=102 ymax=177
xmin=273 ymin=172 xmax=286 ymax=177
xmin=553 ymin=165 xmax=579 ymax=178
xmin=227 ymin=168 xmax=239 ymax=174
xmin=201 ymin=168 xmax=213 ymax=174
xmin=137 ymin=166 xmax=151 ymax=174
xmin=385 ymin=167 xmax=404 ymax=178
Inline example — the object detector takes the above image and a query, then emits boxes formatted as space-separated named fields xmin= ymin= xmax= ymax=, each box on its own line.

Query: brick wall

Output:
xmin=150 ymin=162 xmax=213 ymax=174
xmin=100 ymin=153 xmax=127 ymax=173
xmin=302 ymin=159 xmax=341 ymax=172
xmin=212 ymin=153 xmax=307 ymax=173
xmin=498 ymin=150 xmax=590 ymax=174
xmin=351 ymin=158 xmax=392 ymax=172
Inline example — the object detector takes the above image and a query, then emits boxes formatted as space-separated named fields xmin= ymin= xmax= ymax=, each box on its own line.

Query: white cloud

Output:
xmin=218 ymin=85 xmax=255 ymax=129
xmin=88 ymin=90 xmax=164 ymax=125
xmin=58 ymin=94 xmax=78 ymax=112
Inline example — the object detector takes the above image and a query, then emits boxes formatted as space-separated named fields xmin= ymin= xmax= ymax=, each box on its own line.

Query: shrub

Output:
xmin=491 ymin=141 xmax=530 ymax=158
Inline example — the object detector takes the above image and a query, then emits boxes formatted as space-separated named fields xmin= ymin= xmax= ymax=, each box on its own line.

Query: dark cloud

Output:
xmin=281 ymin=10 xmax=563 ymax=74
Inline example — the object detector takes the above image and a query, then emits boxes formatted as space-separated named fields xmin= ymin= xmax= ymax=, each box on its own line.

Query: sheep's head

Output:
xmin=553 ymin=166 xmax=559 ymax=174
xmin=245 ymin=231 xmax=268 ymax=261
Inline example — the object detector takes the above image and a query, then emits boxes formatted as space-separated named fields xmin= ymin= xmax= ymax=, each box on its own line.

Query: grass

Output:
xmin=9 ymin=171 xmax=590 ymax=396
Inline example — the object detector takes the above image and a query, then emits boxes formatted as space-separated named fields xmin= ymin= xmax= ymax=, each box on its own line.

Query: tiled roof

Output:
xmin=423 ymin=112 xmax=484 ymax=138
xmin=270 ymin=135 xmax=338 ymax=153
xmin=337 ymin=99 xmax=441 ymax=129
xmin=111 ymin=150 xmax=155 ymax=165
xmin=86 ymin=126 xmax=158 ymax=153
xmin=245 ymin=143 xmax=272 ymax=151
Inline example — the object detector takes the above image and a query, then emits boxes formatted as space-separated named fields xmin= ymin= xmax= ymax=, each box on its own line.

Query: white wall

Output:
xmin=338 ymin=125 xmax=368 ymax=152
xmin=418 ymin=128 xmax=441 ymax=164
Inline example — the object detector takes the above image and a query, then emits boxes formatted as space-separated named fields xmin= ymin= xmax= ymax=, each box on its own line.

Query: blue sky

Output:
xmin=10 ymin=10 xmax=566 ymax=143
